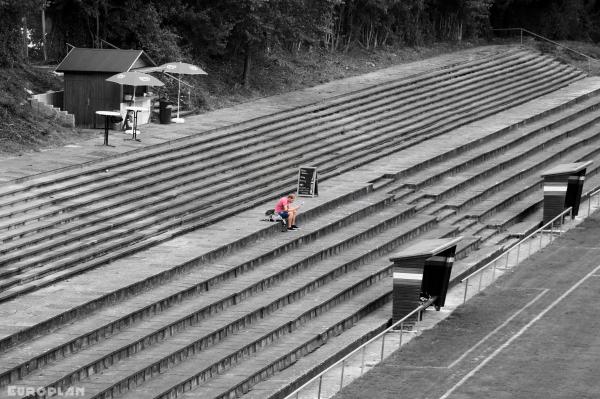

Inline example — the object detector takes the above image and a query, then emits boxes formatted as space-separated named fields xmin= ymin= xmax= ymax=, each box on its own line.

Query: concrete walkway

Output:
xmin=0 ymin=45 xmax=510 ymax=184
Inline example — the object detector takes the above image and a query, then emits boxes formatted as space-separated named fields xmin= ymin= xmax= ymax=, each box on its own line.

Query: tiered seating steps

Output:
xmin=1 ymin=50 xmax=600 ymax=399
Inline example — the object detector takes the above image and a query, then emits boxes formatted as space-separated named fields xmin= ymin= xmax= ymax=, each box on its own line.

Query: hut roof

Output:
xmin=541 ymin=161 xmax=593 ymax=177
xmin=389 ymin=237 xmax=463 ymax=261
xmin=56 ymin=48 xmax=156 ymax=73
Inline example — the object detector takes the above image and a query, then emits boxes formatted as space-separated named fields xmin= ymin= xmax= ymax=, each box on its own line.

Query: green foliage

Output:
xmin=3 ymin=0 xmax=600 ymax=80
xmin=0 ymin=0 xmax=43 ymax=66
xmin=105 ymin=0 xmax=182 ymax=63
xmin=491 ymin=0 xmax=600 ymax=41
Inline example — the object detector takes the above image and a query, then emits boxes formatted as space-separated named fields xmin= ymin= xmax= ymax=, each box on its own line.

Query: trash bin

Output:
xmin=159 ymin=101 xmax=172 ymax=124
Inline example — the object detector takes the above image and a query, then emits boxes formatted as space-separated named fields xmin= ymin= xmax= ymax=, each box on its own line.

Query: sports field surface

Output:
xmin=335 ymin=213 xmax=600 ymax=399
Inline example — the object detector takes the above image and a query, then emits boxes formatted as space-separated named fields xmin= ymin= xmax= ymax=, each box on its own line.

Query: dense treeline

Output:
xmin=1 ymin=0 xmax=599 ymax=83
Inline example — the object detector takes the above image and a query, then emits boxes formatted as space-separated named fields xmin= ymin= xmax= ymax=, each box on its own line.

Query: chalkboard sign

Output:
xmin=297 ymin=166 xmax=319 ymax=197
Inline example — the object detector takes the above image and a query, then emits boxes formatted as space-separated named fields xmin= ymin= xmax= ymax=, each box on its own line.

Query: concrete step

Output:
xmin=0 ymin=72 xmax=591 ymax=308
xmin=480 ymin=147 xmax=600 ymax=231
xmin=0 ymin=58 xmax=579 ymax=294
xmin=485 ymin=191 xmax=543 ymax=229
xmin=0 ymin=49 xmax=533 ymax=205
xmin=26 ymin=219 xmax=434 ymax=398
xmin=240 ymin=302 xmax=392 ymax=399
xmin=98 ymin=277 xmax=394 ymax=399
xmin=0 ymin=195 xmax=415 ymax=381
xmin=88 ymin=222 xmax=458 ymax=399
xmin=450 ymin=242 xmax=508 ymax=283
xmin=0 ymin=53 xmax=566 ymax=230
xmin=395 ymin=113 xmax=600 ymax=227
xmin=333 ymin=69 xmax=586 ymax=181
xmin=495 ymin=212 xmax=543 ymax=242
xmin=0 ymin=59 xmax=569 ymax=240
xmin=438 ymin=124 xmax=600 ymax=210
xmin=211 ymin=226 xmax=460 ymax=399
xmin=420 ymin=113 xmax=600 ymax=201
xmin=403 ymin=94 xmax=600 ymax=190
xmin=0 ymin=180 xmax=375 ymax=303
xmin=0 ymin=183 xmax=378 ymax=348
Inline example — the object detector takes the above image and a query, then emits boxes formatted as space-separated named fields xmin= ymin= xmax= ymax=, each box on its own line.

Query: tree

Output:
xmin=105 ymin=0 xmax=182 ymax=63
xmin=0 ymin=0 xmax=44 ymax=66
xmin=173 ymin=0 xmax=338 ymax=86
xmin=425 ymin=0 xmax=493 ymax=41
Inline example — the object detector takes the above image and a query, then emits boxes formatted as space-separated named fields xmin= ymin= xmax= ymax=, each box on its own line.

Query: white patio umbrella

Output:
xmin=144 ymin=62 xmax=207 ymax=123
xmin=106 ymin=71 xmax=165 ymax=105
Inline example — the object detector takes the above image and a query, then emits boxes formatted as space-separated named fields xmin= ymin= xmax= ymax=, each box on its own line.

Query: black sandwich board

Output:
xmin=297 ymin=166 xmax=318 ymax=197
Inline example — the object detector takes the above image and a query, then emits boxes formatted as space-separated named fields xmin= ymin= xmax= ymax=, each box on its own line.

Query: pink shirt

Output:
xmin=274 ymin=197 xmax=288 ymax=213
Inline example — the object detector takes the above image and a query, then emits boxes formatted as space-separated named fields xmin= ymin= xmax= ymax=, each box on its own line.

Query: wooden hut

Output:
xmin=55 ymin=48 xmax=156 ymax=128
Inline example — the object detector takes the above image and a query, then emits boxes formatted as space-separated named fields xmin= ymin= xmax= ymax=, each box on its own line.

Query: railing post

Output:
xmin=340 ymin=359 xmax=345 ymax=389
xmin=520 ymin=28 xmax=523 ymax=45
xmin=317 ymin=375 xmax=323 ymax=399
xmin=399 ymin=323 xmax=404 ymax=347
xmin=569 ymin=208 xmax=573 ymax=224
xmin=360 ymin=346 xmax=366 ymax=375
xmin=588 ymin=195 xmax=592 ymax=217
xmin=515 ymin=242 xmax=521 ymax=264
xmin=463 ymin=279 xmax=469 ymax=304
xmin=478 ymin=268 xmax=484 ymax=292
xmin=380 ymin=334 xmax=386 ymax=361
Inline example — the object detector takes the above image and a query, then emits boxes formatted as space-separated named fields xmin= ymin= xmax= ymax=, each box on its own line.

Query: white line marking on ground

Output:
xmin=447 ymin=288 xmax=549 ymax=369
xmin=439 ymin=264 xmax=600 ymax=399
xmin=401 ymin=289 xmax=549 ymax=370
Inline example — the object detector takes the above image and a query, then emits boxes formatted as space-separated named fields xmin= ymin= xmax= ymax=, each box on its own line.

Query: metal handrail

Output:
xmin=459 ymin=206 xmax=573 ymax=305
xmin=461 ymin=206 xmax=572 ymax=285
xmin=100 ymin=39 xmax=120 ymax=49
xmin=584 ymin=186 xmax=600 ymax=216
xmin=284 ymin=296 xmax=438 ymax=399
xmin=492 ymin=28 xmax=599 ymax=73
xmin=584 ymin=186 xmax=600 ymax=199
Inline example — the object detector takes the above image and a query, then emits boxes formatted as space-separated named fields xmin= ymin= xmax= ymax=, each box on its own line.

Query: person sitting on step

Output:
xmin=274 ymin=193 xmax=300 ymax=231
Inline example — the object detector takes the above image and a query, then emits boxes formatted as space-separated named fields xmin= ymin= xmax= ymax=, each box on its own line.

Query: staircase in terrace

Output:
xmin=1 ymin=48 xmax=600 ymax=399
xmin=0 ymin=48 xmax=584 ymax=302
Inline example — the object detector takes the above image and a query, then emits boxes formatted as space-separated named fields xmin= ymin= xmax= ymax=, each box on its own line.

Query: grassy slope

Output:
xmin=0 ymin=65 xmax=96 ymax=155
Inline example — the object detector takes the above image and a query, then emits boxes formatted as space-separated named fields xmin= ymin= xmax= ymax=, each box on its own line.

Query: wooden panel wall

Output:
xmin=64 ymin=72 xmax=122 ymax=128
